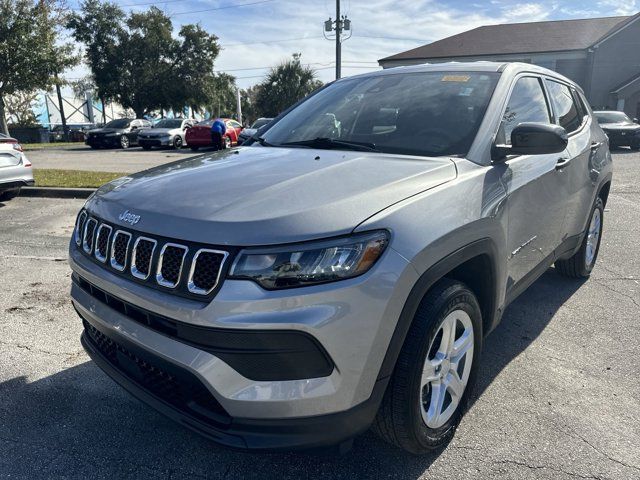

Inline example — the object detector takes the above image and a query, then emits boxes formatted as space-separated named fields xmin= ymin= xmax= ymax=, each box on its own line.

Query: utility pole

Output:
xmin=335 ymin=0 xmax=341 ymax=80
xmin=324 ymin=1 xmax=351 ymax=80
xmin=236 ymin=88 xmax=243 ymax=125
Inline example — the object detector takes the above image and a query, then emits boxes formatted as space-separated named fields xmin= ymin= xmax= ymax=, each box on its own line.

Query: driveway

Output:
xmin=0 ymin=151 xmax=638 ymax=479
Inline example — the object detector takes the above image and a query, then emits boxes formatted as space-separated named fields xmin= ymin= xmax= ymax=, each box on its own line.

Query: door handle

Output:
xmin=590 ymin=141 xmax=603 ymax=151
xmin=555 ymin=157 xmax=571 ymax=170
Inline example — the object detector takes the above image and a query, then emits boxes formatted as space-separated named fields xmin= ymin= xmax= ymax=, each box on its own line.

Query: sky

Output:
xmin=63 ymin=0 xmax=639 ymax=89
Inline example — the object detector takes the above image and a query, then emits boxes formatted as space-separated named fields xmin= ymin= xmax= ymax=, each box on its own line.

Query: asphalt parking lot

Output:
xmin=27 ymin=145 xmax=202 ymax=173
xmin=1 ymin=151 xmax=639 ymax=479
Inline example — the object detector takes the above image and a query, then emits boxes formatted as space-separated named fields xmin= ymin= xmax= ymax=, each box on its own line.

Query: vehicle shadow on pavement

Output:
xmin=0 ymin=269 xmax=586 ymax=479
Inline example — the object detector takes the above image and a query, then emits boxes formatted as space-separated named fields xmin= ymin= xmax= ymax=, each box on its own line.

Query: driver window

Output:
xmin=500 ymin=77 xmax=551 ymax=144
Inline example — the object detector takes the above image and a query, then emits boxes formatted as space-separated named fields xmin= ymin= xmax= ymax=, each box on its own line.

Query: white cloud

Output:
xmin=597 ymin=0 xmax=637 ymax=15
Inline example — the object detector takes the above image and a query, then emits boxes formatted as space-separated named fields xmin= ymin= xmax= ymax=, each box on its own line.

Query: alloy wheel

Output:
xmin=585 ymin=207 xmax=601 ymax=267
xmin=420 ymin=309 xmax=474 ymax=429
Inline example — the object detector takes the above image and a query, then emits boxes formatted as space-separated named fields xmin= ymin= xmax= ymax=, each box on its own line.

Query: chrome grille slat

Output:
xmin=94 ymin=224 xmax=112 ymax=263
xmin=188 ymin=249 xmax=229 ymax=295
xmin=156 ymin=243 xmax=188 ymax=288
xmin=82 ymin=218 xmax=98 ymax=254
xmin=110 ymin=230 xmax=132 ymax=271
xmin=131 ymin=237 xmax=157 ymax=280
xmin=74 ymin=211 xmax=87 ymax=246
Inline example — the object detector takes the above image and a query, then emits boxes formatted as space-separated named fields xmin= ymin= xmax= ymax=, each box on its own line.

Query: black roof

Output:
xmin=380 ymin=15 xmax=638 ymax=62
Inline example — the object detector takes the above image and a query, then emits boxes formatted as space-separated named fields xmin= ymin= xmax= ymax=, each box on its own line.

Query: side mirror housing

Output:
xmin=492 ymin=123 xmax=568 ymax=161
xmin=634 ymin=118 xmax=638 ymax=123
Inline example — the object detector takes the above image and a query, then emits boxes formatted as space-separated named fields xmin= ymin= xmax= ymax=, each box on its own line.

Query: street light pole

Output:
xmin=335 ymin=0 xmax=341 ymax=80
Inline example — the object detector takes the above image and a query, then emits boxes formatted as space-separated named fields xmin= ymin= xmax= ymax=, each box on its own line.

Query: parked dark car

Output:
xmin=85 ymin=119 xmax=152 ymax=149
xmin=50 ymin=124 xmax=95 ymax=143
xmin=237 ymin=117 xmax=273 ymax=145
xmin=594 ymin=111 xmax=640 ymax=150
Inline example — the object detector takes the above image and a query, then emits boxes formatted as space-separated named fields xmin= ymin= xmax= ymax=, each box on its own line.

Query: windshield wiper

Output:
xmin=255 ymin=136 xmax=275 ymax=147
xmin=280 ymin=137 xmax=379 ymax=152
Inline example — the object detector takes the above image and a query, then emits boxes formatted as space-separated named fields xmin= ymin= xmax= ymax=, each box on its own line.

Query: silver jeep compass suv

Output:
xmin=69 ymin=62 xmax=612 ymax=454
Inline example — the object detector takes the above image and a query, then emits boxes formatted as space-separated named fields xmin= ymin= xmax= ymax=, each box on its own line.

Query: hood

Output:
xmin=86 ymin=146 xmax=457 ymax=246
xmin=138 ymin=127 xmax=180 ymax=136
xmin=240 ymin=128 xmax=257 ymax=137
xmin=600 ymin=122 xmax=640 ymax=130
xmin=89 ymin=128 xmax=126 ymax=134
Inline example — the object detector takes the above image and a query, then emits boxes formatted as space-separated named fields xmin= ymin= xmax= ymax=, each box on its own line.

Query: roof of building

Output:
xmin=380 ymin=14 xmax=639 ymax=62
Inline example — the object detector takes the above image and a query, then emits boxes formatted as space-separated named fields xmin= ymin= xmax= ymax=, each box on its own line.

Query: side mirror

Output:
xmin=634 ymin=118 xmax=638 ymax=123
xmin=492 ymin=123 xmax=568 ymax=160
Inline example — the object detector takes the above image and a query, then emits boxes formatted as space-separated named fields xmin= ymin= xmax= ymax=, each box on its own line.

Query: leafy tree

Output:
xmin=205 ymin=73 xmax=238 ymax=118
xmin=0 ymin=0 xmax=77 ymax=134
xmin=255 ymin=55 xmax=323 ymax=117
xmin=240 ymin=85 xmax=261 ymax=125
xmin=69 ymin=2 xmax=224 ymax=119
xmin=4 ymin=91 xmax=40 ymax=127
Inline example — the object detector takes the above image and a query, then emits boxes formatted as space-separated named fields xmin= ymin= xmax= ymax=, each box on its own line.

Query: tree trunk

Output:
xmin=55 ymin=79 xmax=69 ymax=142
xmin=133 ymin=107 xmax=145 ymax=119
xmin=100 ymin=97 xmax=106 ymax=124
xmin=0 ymin=95 xmax=9 ymax=136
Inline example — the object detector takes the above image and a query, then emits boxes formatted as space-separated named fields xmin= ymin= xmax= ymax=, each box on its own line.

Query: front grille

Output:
xmin=74 ymin=211 xmax=230 ymax=299
xmin=83 ymin=218 xmax=98 ymax=253
xmin=94 ymin=224 xmax=112 ymax=263
xmin=188 ymin=249 xmax=228 ymax=295
xmin=131 ymin=237 xmax=157 ymax=280
xmin=83 ymin=320 xmax=230 ymax=426
xmin=156 ymin=243 xmax=187 ymax=288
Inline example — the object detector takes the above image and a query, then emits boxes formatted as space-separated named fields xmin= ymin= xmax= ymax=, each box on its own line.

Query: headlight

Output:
xmin=229 ymin=230 xmax=389 ymax=289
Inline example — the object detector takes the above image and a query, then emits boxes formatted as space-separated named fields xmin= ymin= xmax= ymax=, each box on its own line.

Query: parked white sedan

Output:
xmin=0 ymin=135 xmax=34 ymax=201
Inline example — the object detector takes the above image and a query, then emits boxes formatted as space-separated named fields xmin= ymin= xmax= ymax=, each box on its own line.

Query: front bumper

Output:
xmin=69 ymin=240 xmax=417 ymax=448
xmin=139 ymin=137 xmax=173 ymax=147
xmin=86 ymin=136 xmax=120 ymax=147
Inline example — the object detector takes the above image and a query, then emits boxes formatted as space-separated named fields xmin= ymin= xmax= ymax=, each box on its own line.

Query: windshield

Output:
xmin=104 ymin=119 xmax=131 ymax=129
xmin=262 ymin=71 xmax=499 ymax=157
xmin=154 ymin=119 xmax=183 ymax=129
xmin=196 ymin=119 xmax=214 ymax=127
xmin=252 ymin=118 xmax=272 ymax=129
xmin=595 ymin=112 xmax=632 ymax=124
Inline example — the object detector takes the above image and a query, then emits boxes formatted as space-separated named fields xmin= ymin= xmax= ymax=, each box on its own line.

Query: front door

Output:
xmin=497 ymin=75 xmax=568 ymax=290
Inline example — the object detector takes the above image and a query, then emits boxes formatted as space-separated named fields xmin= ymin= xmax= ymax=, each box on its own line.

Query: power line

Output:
xmin=171 ymin=0 xmax=275 ymax=16
xmin=221 ymin=35 xmax=323 ymax=47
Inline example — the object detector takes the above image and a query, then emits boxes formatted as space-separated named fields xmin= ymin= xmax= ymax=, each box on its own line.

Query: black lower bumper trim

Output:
xmin=79 ymin=314 xmax=387 ymax=451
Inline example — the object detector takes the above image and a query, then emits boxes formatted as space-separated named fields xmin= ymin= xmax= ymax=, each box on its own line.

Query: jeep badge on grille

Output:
xmin=119 ymin=210 xmax=141 ymax=226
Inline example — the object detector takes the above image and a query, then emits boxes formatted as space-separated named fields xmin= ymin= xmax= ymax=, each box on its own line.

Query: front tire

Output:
xmin=120 ymin=135 xmax=130 ymax=149
xmin=224 ymin=136 xmax=231 ymax=149
xmin=555 ymin=197 xmax=604 ymax=278
xmin=373 ymin=279 xmax=482 ymax=454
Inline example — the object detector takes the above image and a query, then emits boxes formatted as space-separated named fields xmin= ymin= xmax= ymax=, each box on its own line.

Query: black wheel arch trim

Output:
xmin=376 ymin=238 xmax=501 ymax=381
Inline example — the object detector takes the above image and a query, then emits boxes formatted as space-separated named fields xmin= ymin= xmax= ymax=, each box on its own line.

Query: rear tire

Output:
xmin=120 ymin=135 xmax=130 ymax=149
xmin=224 ymin=136 xmax=231 ymax=149
xmin=173 ymin=136 xmax=183 ymax=149
xmin=0 ymin=188 xmax=20 ymax=201
xmin=373 ymin=279 xmax=482 ymax=454
xmin=555 ymin=197 xmax=604 ymax=278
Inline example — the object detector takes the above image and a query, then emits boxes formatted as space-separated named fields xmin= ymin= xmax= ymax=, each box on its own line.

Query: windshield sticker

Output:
xmin=458 ymin=87 xmax=474 ymax=96
xmin=441 ymin=75 xmax=471 ymax=82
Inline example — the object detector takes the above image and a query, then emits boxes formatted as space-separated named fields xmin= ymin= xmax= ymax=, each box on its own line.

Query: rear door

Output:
xmin=498 ymin=75 xmax=568 ymax=289
xmin=544 ymin=80 xmax=599 ymax=241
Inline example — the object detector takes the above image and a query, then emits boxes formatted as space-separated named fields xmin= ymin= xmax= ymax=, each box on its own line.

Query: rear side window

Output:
xmin=501 ymin=77 xmax=550 ymax=144
xmin=546 ymin=80 xmax=583 ymax=133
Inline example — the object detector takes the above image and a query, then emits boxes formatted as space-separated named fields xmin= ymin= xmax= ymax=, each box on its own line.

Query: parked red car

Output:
xmin=185 ymin=118 xmax=244 ymax=151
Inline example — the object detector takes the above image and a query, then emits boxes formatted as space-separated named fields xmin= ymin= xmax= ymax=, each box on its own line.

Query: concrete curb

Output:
xmin=20 ymin=187 xmax=96 ymax=199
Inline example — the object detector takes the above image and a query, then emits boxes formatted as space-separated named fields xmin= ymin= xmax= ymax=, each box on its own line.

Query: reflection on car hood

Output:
xmin=86 ymin=146 xmax=457 ymax=245
xmin=88 ymin=128 xmax=125 ymax=134
xmin=600 ymin=122 xmax=640 ymax=130
xmin=138 ymin=128 xmax=180 ymax=136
